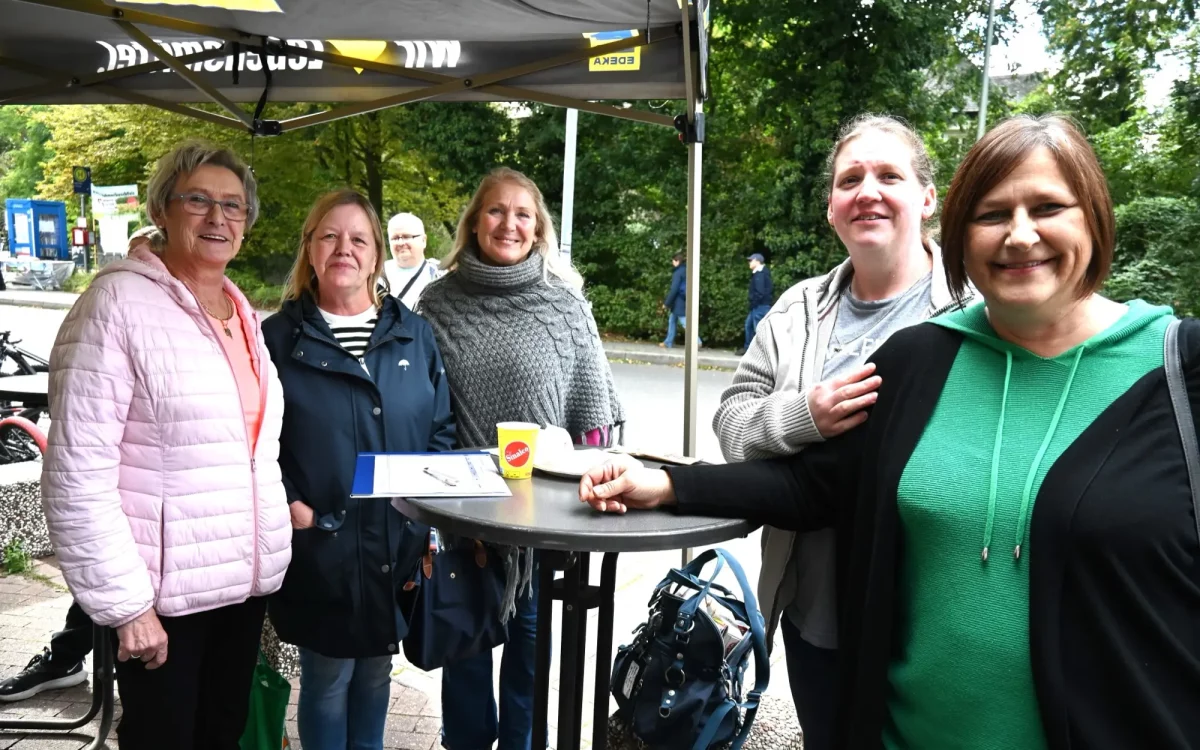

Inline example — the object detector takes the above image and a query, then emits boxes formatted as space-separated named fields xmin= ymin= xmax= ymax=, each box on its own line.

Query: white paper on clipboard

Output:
xmin=353 ymin=453 xmax=511 ymax=498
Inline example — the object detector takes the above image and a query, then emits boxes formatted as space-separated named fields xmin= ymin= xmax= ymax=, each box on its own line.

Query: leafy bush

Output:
xmin=225 ymin=266 xmax=285 ymax=311
xmin=61 ymin=269 xmax=96 ymax=294
xmin=1106 ymin=197 xmax=1200 ymax=316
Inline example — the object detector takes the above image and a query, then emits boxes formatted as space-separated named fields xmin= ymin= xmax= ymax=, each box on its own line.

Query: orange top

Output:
xmin=205 ymin=296 xmax=262 ymax=453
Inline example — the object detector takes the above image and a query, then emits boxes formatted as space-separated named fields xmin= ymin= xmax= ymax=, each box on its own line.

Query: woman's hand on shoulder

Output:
xmin=579 ymin=454 xmax=676 ymax=514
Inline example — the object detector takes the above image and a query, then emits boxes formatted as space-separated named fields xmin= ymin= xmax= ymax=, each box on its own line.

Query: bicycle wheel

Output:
xmin=0 ymin=416 xmax=46 ymax=464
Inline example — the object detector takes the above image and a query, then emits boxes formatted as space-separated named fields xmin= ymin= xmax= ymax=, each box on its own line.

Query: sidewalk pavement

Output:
xmin=0 ymin=533 xmax=790 ymax=750
xmin=0 ymin=288 xmax=744 ymax=371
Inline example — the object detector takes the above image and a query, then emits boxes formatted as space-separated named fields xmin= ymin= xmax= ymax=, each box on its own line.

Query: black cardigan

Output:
xmin=669 ymin=320 xmax=1200 ymax=750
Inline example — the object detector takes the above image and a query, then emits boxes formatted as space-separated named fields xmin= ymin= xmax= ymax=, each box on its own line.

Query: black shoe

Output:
xmin=0 ymin=648 xmax=86 ymax=702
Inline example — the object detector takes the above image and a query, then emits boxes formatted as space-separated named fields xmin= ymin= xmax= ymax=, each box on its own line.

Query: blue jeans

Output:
xmin=743 ymin=305 xmax=771 ymax=349
xmin=663 ymin=313 xmax=701 ymax=348
xmin=298 ymin=649 xmax=393 ymax=750
xmin=440 ymin=560 xmax=543 ymax=750
xmin=780 ymin=615 xmax=837 ymax=750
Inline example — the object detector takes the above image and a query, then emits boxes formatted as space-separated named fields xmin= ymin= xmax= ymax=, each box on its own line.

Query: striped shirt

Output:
xmin=317 ymin=306 xmax=378 ymax=371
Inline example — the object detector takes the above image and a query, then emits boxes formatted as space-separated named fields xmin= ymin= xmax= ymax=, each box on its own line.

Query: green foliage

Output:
xmin=62 ymin=270 xmax=96 ymax=294
xmin=3 ymin=539 xmax=30 ymax=575
xmin=1037 ymin=0 xmax=1197 ymax=130
xmin=1104 ymin=195 xmax=1200 ymax=312
xmin=0 ymin=106 xmax=52 ymax=202
xmin=1106 ymin=197 xmax=1200 ymax=315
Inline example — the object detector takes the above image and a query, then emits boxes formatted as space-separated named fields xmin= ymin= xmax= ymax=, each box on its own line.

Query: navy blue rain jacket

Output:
xmin=749 ymin=266 xmax=774 ymax=309
xmin=664 ymin=263 xmax=688 ymax=318
xmin=262 ymin=292 xmax=455 ymax=657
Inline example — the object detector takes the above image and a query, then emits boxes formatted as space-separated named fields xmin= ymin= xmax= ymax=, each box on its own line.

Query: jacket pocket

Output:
xmin=278 ymin=526 xmax=350 ymax=609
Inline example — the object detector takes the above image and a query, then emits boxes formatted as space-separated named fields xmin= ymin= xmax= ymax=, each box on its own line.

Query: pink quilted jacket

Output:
xmin=41 ymin=248 xmax=291 ymax=627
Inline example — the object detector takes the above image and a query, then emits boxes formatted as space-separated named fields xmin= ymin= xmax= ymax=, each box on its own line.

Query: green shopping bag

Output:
xmin=239 ymin=650 xmax=292 ymax=750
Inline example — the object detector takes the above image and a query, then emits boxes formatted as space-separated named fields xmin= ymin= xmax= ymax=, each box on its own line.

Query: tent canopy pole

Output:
xmin=117 ymin=20 xmax=255 ymax=128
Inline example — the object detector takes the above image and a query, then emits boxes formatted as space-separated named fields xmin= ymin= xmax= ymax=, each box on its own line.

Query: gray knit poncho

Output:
xmin=417 ymin=247 xmax=625 ymax=449
xmin=418 ymin=247 xmax=625 ymax=620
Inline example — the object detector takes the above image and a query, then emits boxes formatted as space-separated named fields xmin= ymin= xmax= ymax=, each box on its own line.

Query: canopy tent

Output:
xmin=0 ymin=0 xmax=710 ymax=454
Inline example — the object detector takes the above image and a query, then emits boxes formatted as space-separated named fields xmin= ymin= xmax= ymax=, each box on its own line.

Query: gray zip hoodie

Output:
xmin=712 ymin=241 xmax=971 ymax=649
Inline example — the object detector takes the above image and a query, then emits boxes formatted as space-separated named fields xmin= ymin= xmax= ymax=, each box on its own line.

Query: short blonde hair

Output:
xmin=146 ymin=141 xmax=259 ymax=230
xmin=282 ymin=189 xmax=387 ymax=308
xmin=441 ymin=168 xmax=583 ymax=290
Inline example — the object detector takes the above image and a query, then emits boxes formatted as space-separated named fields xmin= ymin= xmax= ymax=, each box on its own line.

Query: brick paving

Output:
xmin=0 ymin=536 xmax=794 ymax=750
xmin=0 ymin=560 xmax=445 ymax=750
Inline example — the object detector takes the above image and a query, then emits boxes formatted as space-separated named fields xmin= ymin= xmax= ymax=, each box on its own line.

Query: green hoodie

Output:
xmin=882 ymin=299 xmax=1173 ymax=750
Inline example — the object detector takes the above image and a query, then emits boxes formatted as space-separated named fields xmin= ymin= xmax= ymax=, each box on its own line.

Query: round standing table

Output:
xmin=391 ymin=464 xmax=755 ymax=750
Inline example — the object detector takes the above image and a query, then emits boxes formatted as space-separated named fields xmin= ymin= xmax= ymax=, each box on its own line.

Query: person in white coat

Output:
xmin=383 ymin=212 xmax=440 ymax=309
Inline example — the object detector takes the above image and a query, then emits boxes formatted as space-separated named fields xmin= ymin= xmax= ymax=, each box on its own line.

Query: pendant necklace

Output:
xmin=195 ymin=291 xmax=235 ymax=338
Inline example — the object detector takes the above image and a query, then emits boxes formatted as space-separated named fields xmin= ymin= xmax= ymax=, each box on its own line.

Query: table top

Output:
xmin=0 ymin=373 xmax=49 ymax=406
xmin=389 ymin=458 xmax=756 ymax=553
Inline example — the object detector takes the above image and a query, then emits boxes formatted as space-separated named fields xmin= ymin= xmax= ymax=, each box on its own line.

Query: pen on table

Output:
xmin=423 ymin=466 xmax=459 ymax=486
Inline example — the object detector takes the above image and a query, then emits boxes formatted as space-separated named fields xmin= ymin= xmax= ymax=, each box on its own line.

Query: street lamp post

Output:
xmin=977 ymin=0 xmax=997 ymax=141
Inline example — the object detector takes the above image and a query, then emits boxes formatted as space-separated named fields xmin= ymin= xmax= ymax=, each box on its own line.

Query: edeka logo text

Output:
xmin=504 ymin=442 xmax=531 ymax=468
xmin=584 ymin=29 xmax=641 ymax=72
xmin=590 ymin=53 xmax=640 ymax=70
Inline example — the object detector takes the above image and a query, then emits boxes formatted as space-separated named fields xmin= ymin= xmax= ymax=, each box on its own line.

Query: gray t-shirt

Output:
xmin=784 ymin=272 xmax=933 ymax=649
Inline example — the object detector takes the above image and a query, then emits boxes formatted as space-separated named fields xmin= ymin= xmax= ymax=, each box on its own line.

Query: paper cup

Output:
xmin=497 ymin=422 xmax=540 ymax=479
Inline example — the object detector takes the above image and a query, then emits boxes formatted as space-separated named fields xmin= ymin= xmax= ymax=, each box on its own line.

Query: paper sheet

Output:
xmin=353 ymin=452 xmax=511 ymax=498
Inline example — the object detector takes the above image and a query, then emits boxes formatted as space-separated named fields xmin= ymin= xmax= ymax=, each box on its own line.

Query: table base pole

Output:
xmin=533 ymin=559 xmax=555 ymax=750
xmin=533 ymin=551 xmax=620 ymax=750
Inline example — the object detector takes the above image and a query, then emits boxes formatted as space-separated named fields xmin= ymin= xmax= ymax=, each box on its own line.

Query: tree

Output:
xmin=1037 ymin=0 xmax=1197 ymax=129
xmin=0 ymin=106 xmax=52 ymax=203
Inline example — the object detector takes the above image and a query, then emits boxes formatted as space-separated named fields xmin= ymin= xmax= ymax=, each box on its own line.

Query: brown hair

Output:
xmin=825 ymin=114 xmax=937 ymax=243
xmin=282 ymin=189 xmax=387 ymax=308
xmin=940 ymin=114 xmax=1114 ymax=303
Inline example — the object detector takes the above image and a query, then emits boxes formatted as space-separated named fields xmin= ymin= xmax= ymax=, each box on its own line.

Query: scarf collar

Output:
xmin=456 ymin=245 xmax=544 ymax=293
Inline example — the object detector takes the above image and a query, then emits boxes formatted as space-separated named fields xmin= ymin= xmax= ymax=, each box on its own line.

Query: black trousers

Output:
xmin=780 ymin=613 xmax=839 ymax=750
xmin=48 ymin=601 xmax=93 ymax=666
xmin=111 ymin=596 xmax=267 ymax=750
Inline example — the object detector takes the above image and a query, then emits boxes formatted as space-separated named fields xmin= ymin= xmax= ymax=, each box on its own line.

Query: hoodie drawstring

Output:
xmin=983 ymin=346 xmax=1085 ymax=563
xmin=982 ymin=351 xmax=1013 ymax=563
xmin=1012 ymin=346 xmax=1085 ymax=560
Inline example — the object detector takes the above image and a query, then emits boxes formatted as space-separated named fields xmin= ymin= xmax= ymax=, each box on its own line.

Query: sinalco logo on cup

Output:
xmin=504 ymin=442 xmax=531 ymax=467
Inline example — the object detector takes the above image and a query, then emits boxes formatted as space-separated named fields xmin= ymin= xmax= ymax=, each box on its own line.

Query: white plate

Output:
xmin=533 ymin=449 xmax=641 ymax=479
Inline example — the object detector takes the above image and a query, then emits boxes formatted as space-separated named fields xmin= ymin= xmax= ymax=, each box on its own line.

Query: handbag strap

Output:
xmin=395 ymin=259 xmax=429 ymax=302
xmin=1164 ymin=318 xmax=1200 ymax=547
xmin=686 ymin=548 xmax=771 ymax=750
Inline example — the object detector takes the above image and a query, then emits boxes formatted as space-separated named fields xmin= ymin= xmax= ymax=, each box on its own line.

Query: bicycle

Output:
xmin=0 ymin=415 xmax=45 ymax=465
xmin=0 ymin=330 xmax=49 ymax=377
xmin=0 ymin=330 xmax=50 ymax=424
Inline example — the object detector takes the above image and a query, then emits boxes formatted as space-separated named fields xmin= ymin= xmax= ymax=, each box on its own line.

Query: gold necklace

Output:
xmin=194 ymin=291 xmax=234 ymax=338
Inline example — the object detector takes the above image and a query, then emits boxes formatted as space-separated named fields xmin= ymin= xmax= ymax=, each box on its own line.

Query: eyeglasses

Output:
xmin=170 ymin=193 xmax=250 ymax=222
xmin=391 ymin=234 xmax=424 ymax=242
